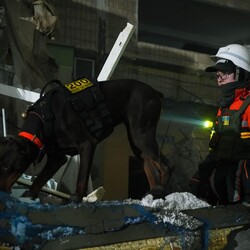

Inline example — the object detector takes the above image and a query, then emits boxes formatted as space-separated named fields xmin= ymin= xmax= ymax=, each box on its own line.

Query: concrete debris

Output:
xmin=19 ymin=0 xmax=57 ymax=39
xmin=82 ymin=186 xmax=106 ymax=203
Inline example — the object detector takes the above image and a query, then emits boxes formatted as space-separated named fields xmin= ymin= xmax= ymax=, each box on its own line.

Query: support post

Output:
xmin=2 ymin=108 xmax=6 ymax=137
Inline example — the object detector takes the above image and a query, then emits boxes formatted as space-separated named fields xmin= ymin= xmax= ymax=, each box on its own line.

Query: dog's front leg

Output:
xmin=23 ymin=153 xmax=67 ymax=199
xmin=71 ymin=141 xmax=96 ymax=203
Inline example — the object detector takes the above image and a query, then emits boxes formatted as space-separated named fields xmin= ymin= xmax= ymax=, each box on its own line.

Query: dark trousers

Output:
xmin=190 ymin=155 xmax=250 ymax=205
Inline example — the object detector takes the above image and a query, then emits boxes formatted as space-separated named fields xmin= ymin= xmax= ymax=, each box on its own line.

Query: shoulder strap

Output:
xmin=233 ymin=95 xmax=250 ymax=119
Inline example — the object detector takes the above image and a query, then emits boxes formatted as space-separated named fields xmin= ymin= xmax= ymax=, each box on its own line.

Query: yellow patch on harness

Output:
xmin=64 ymin=78 xmax=94 ymax=94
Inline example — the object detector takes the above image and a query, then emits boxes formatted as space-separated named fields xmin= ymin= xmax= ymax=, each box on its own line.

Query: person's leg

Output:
xmin=212 ymin=161 xmax=229 ymax=205
xmin=196 ymin=155 xmax=218 ymax=205
xmin=226 ymin=160 xmax=242 ymax=203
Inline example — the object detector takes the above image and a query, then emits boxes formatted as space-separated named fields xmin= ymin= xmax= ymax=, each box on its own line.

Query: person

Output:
xmin=190 ymin=44 xmax=250 ymax=206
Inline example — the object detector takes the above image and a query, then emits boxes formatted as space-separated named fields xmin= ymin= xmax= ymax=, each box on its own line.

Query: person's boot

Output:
xmin=242 ymin=193 xmax=250 ymax=207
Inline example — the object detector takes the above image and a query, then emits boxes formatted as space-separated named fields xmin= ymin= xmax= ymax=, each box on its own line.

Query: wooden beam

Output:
xmin=17 ymin=178 xmax=70 ymax=199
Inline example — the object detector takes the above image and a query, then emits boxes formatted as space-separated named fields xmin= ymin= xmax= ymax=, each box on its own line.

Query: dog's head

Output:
xmin=0 ymin=136 xmax=36 ymax=192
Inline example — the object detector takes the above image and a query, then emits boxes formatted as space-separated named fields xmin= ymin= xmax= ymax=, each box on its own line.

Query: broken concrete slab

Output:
xmin=1 ymin=191 xmax=250 ymax=249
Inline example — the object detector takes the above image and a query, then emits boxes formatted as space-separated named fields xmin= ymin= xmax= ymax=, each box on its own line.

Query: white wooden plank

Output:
xmin=97 ymin=23 xmax=135 ymax=81
xmin=0 ymin=83 xmax=39 ymax=103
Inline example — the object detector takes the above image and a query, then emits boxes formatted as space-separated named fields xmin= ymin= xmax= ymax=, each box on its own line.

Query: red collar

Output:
xmin=18 ymin=131 xmax=44 ymax=149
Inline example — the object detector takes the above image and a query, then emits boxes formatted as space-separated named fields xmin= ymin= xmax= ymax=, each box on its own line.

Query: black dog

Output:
xmin=0 ymin=78 xmax=171 ymax=202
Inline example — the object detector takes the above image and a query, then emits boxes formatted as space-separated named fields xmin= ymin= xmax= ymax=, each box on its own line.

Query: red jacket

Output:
xmin=210 ymin=86 xmax=250 ymax=159
xmin=217 ymin=87 xmax=250 ymax=139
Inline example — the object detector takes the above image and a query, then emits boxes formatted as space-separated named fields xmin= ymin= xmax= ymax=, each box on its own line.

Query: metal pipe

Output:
xmin=2 ymin=108 xmax=6 ymax=137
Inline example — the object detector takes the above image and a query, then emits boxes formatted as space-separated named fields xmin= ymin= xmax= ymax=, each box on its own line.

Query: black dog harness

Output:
xmin=64 ymin=77 xmax=113 ymax=141
xmin=19 ymin=77 xmax=113 ymax=159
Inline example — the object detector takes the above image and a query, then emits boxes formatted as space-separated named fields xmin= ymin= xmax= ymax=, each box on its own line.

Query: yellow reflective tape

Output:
xmin=241 ymin=132 xmax=250 ymax=139
xmin=241 ymin=132 xmax=250 ymax=135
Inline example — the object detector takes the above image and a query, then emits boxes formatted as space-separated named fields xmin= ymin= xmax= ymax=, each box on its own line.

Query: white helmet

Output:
xmin=211 ymin=44 xmax=250 ymax=72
